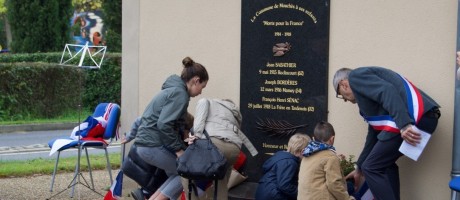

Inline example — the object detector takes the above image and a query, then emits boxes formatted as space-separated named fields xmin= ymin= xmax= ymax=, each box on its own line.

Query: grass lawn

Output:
xmin=0 ymin=153 xmax=122 ymax=178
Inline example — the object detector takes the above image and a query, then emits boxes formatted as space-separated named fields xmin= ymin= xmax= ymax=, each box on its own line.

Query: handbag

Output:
xmin=177 ymin=130 xmax=228 ymax=200
xmin=176 ymin=130 xmax=228 ymax=180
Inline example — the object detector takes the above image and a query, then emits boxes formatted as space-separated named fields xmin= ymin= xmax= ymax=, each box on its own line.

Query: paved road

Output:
xmin=0 ymin=129 xmax=121 ymax=161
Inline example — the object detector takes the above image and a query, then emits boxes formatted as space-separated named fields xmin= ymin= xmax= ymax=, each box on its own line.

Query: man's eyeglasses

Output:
xmin=335 ymin=82 xmax=347 ymax=102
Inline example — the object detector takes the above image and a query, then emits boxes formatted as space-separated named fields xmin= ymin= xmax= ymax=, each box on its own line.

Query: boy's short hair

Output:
xmin=313 ymin=121 xmax=335 ymax=142
xmin=184 ymin=112 xmax=194 ymax=130
xmin=287 ymin=133 xmax=311 ymax=155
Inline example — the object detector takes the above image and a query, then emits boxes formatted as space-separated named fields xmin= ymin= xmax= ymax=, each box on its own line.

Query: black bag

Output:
xmin=122 ymin=144 xmax=168 ymax=194
xmin=176 ymin=130 xmax=228 ymax=180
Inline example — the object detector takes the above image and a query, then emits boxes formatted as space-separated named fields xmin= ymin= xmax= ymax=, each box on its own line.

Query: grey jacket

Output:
xmin=349 ymin=66 xmax=440 ymax=167
xmin=134 ymin=75 xmax=189 ymax=151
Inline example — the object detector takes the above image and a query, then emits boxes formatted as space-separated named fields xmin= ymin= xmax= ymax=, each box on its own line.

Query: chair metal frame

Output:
xmin=48 ymin=103 xmax=120 ymax=198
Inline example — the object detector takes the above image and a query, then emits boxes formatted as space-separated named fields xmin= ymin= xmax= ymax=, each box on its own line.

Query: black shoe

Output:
xmin=131 ymin=188 xmax=145 ymax=200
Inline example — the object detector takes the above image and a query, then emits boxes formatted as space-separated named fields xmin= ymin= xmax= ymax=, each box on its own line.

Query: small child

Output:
xmin=297 ymin=121 xmax=355 ymax=200
xmin=255 ymin=133 xmax=311 ymax=200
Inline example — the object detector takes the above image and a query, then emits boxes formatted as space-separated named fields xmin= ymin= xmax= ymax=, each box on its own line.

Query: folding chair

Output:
xmin=450 ymin=176 xmax=460 ymax=199
xmin=48 ymin=103 xmax=120 ymax=195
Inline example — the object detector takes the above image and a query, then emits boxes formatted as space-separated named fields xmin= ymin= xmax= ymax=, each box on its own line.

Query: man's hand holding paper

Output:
xmin=399 ymin=125 xmax=431 ymax=161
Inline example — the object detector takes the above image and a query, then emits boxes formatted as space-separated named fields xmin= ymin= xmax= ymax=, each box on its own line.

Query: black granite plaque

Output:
xmin=240 ymin=0 xmax=330 ymax=182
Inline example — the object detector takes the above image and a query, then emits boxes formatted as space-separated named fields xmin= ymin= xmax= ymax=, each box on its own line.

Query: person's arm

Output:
xmin=345 ymin=169 xmax=363 ymax=193
xmin=187 ymin=98 xmax=210 ymax=144
xmin=275 ymin=159 xmax=299 ymax=199
xmin=121 ymin=117 xmax=141 ymax=144
xmin=400 ymin=124 xmax=422 ymax=146
xmin=326 ymin=155 xmax=355 ymax=200
xmin=192 ymin=98 xmax=210 ymax=138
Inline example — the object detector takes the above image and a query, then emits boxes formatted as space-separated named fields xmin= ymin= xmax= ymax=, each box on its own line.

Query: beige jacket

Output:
xmin=193 ymin=98 xmax=258 ymax=156
xmin=298 ymin=150 xmax=354 ymax=200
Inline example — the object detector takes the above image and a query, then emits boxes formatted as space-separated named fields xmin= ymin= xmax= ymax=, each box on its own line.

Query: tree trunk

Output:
xmin=3 ymin=15 xmax=11 ymax=49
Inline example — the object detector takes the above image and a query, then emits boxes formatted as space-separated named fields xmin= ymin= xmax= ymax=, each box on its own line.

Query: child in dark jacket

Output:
xmin=255 ymin=133 xmax=311 ymax=200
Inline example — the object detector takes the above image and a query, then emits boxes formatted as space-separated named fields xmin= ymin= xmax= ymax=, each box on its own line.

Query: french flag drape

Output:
xmin=104 ymin=133 xmax=126 ymax=200
xmin=104 ymin=170 xmax=123 ymax=200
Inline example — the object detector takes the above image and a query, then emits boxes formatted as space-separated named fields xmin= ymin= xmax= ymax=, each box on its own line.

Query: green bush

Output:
xmin=0 ymin=52 xmax=120 ymax=121
xmin=83 ymin=53 xmax=121 ymax=108
xmin=0 ymin=52 xmax=62 ymax=63
xmin=0 ymin=62 xmax=80 ymax=120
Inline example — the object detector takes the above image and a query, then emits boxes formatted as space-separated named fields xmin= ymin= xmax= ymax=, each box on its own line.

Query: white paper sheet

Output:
xmin=398 ymin=126 xmax=431 ymax=161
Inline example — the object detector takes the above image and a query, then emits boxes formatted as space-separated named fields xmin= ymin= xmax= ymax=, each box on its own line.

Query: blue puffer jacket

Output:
xmin=255 ymin=151 xmax=300 ymax=200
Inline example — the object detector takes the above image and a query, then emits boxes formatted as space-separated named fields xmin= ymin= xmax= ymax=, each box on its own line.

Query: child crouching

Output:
xmin=298 ymin=121 xmax=355 ymax=200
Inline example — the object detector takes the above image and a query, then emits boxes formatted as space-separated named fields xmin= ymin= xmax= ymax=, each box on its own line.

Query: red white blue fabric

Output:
xmin=362 ymin=74 xmax=424 ymax=133
xmin=49 ymin=103 xmax=116 ymax=156
xmin=104 ymin=170 xmax=123 ymax=200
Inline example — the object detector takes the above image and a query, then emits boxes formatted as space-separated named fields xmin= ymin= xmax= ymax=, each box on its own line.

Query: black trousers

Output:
xmin=361 ymin=109 xmax=440 ymax=200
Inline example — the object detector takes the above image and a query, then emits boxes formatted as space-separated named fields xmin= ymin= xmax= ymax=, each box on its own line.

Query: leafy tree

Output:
xmin=102 ymin=0 xmax=121 ymax=52
xmin=72 ymin=0 xmax=102 ymax=13
xmin=0 ymin=1 xmax=6 ymax=14
xmin=0 ymin=0 xmax=8 ymax=49
xmin=6 ymin=0 xmax=73 ymax=53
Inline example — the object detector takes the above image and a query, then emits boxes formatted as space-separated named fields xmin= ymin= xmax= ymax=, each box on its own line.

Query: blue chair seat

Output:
xmin=450 ymin=177 xmax=460 ymax=191
xmin=48 ymin=103 xmax=120 ymax=197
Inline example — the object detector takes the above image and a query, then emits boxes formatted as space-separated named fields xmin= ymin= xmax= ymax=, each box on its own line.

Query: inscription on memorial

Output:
xmin=240 ymin=0 xmax=330 ymax=181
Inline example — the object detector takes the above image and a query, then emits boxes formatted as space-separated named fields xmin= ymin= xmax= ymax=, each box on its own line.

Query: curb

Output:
xmin=0 ymin=123 xmax=78 ymax=133
xmin=0 ymin=143 xmax=122 ymax=155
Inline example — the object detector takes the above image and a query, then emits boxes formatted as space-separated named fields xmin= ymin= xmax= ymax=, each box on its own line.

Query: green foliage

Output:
xmin=0 ymin=0 xmax=6 ymax=14
xmin=102 ymin=0 xmax=121 ymax=52
xmin=0 ymin=62 xmax=81 ymax=120
xmin=57 ymin=0 xmax=74 ymax=45
xmin=83 ymin=53 xmax=121 ymax=108
xmin=72 ymin=0 xmax=103 ymax=13
xmin=0 ymin=0 xmax=6 ymax=49
xmin=104 ymin=29 xmax=121 ymax=52
xmin=0 ymin=52 xmax=121 ymax=122
xmin=6 ymin=0 xmax=73 ymax=53
xmin=339 ymin=154 xmax=356 ymax=176
xmin=0 ymin=52 xmax=62 ymax=63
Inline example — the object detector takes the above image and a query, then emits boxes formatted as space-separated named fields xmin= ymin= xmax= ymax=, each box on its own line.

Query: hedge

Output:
xmin=0 ymin=52 xmax=121 ymax=121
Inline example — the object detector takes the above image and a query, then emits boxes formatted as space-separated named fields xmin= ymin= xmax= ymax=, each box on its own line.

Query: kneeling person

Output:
xmin=255 ymin=133 xmax=311 ymax=200
xmin=298 ymin=121 xmax=355 ymax=200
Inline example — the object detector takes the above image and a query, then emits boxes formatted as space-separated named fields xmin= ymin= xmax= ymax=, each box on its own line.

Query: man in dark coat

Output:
xmin=333 ymin=66 xmax=441 ymax=200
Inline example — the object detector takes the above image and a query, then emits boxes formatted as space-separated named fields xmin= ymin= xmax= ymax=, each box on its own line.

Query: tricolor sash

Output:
xmin=361 ymin=74 xmax=424 ymax=133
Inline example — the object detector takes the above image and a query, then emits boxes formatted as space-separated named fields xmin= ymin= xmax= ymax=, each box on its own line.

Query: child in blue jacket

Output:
xmin=255 ymin=133 xmax=311 ymax=200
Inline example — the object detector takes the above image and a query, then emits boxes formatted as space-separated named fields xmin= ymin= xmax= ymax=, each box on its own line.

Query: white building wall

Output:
xmin=123 ymin=1 xmax=457 ymax=199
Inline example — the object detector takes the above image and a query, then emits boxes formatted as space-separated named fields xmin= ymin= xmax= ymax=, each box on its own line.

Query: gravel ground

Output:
xmin=0 ymin=169 xmax=135 ymax=200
